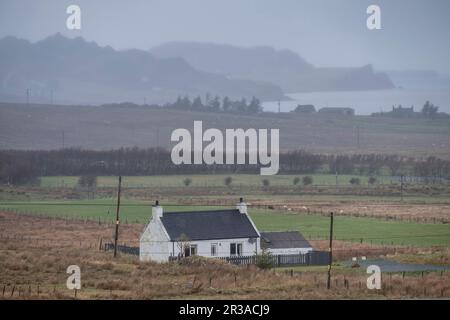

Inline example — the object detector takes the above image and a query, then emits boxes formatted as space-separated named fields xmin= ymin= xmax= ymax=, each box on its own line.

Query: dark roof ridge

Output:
xmin=260 ymin=230 xmax=300 ymax=233
xmin=164 ymin=208 xmax=239 ymax=215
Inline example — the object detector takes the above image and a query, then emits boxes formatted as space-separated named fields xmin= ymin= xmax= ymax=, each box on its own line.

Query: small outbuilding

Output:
xmin=318 ymin=107 xmax=355 ymax=116
xmin=260 ymin=231 xmax=313 ymax=255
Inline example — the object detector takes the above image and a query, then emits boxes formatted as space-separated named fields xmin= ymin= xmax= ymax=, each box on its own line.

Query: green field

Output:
xmin=40 ymin=174 xmax=397 ymax=188
xmin=0 ymin=199 xmax=215 ymax=222
xmin=251 ymin=211 xmax=450 ymax=247
xmin=1 ymin=199 xmax=449 ymax=247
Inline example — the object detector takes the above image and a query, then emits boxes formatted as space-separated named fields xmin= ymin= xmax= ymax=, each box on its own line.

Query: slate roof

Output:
xmin=160 ymin=209 xmax=259 ymax=241
xmin=260 ymin=231 xmax=312 ymax=249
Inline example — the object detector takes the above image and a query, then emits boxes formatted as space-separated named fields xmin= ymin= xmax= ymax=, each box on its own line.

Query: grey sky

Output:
xmin=1 ymin=0 xmax=449 ymax=72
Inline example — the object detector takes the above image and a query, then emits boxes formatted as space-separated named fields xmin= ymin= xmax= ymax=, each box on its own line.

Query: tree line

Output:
xmin=101 ymin=95 xmax=263 ymax=115
xmin=165 ymin=94 xmax=263 ymax=114
xmin=1 ymin=148 xmax=450 ymax=185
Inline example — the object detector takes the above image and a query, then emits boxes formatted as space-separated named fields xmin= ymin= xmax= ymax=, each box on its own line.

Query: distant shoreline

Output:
xmin=263 ymin=88 xmax=450 ymax=115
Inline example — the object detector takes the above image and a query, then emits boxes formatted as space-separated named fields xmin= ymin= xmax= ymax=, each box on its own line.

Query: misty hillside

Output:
xmin=0 ymin=34 xmax=286 ymax=105
xmin=385 ymin=70 xmax=450 ymax=89
xmin=152 ymin=42 xmax=394 ymax=93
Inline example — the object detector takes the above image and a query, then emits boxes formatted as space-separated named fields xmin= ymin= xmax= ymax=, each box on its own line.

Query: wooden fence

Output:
xmin=103 ymin=243 xmax=139 ymax=256
xmin=104 ymin=242 xmax=329 ymax=267
xmin=218 ymin=251 xmax=329 ymax=267
xmin=169 ymin=251 xmax=329 ymax=267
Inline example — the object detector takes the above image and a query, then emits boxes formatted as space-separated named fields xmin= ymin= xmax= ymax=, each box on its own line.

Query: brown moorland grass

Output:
xmin=0 ymin=212 xmax=449 ymax=299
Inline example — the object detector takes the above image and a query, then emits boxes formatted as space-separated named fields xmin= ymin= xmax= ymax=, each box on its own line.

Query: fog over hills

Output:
xmin=152 ymin=42 xmax=394 ymax=93
xmin=0 ymin=34 xmax=286 ymax=105
xmin=0 ymin=33 xmax=398 ymax=107
xmin=384 ymin=70 xmax=450 ymax=89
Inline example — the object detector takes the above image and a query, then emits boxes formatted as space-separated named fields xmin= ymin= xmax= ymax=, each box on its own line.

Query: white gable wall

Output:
xmin=139 ymin=215 xmax=171 ymax=262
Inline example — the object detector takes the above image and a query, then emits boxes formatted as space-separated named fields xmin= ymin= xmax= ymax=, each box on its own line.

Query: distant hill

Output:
xmin=0 ymin=34 xmax=286 ymax=105
xmin=152 ymin=42 xmax=394 ymax=93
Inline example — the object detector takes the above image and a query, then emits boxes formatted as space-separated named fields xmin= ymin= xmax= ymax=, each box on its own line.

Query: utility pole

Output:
xmin=335 ymin=170 xmax=338 ymax=188
xmin=278 ymin=101 xmax=281 ymax=113
xmin=113 ymin=175 xmax=122 ymax=258
xmin=327 ymin=212 xmax=334 ymax=289
xmin=400 ymin=174 xmax=404 ymax=201
xmin=356 ymin=126 xmax=360 ymax=149
xmin=62 ymin=130 xmax=65 ymax=149
xmin=26 ymin=88 xmax=30 ymax=105
xmin=156 ymin=127 xmax=160 ymax=148
xmin=334 ymin=158 xmax=338 ymax=189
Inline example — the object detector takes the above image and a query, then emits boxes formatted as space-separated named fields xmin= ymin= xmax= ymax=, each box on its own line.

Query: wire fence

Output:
xmin=1 ymin=201 xmax=449 ymax=225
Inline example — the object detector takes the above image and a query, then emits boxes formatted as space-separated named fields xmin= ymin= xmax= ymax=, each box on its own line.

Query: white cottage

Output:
xmin=140 ymin=199 xmax=261 ymax=262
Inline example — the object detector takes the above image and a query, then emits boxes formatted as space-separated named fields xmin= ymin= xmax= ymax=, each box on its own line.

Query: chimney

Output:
xmin=152 ymin=200 xmax=163 ymax=219
xmin=236 ymin=197 xmax=247 ymax=214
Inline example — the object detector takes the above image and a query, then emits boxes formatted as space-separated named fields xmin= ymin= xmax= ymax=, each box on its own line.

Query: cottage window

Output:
xmin=230 ymin=243 xmax=243 ymax=256
xmin=184 ymin=245 xmax=197 ymax=257
xmin=211 ymin=243 xmax=218 ymax=256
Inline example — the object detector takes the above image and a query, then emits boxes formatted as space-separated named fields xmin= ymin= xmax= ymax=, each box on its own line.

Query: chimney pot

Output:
xmin=236 ymin=198 xmax=247 ymax=214
xmin=152 ymin=201 xmax=163 ymax=219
